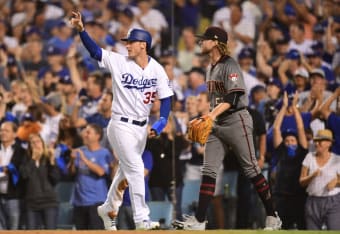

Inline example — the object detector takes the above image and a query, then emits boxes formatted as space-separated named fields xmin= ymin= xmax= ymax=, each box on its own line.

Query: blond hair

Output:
xmin=216 ymin=41 xmax=230 ymax=56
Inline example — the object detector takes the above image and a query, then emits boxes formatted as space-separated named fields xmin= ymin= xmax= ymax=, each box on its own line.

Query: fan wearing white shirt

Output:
xmin=300 ymin=129 xmax=340 ymax=230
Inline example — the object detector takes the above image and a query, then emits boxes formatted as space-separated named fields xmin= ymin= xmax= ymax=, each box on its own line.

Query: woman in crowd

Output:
xmin=272 ymin=91 xmax=308 ymax=229
xmin=300 ymin=129 xmax=340 ymax=230
xmin=20 ymin=133 xmax=60 ymax=229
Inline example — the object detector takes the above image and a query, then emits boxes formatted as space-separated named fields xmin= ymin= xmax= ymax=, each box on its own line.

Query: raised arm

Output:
xmin=291 ymin=92 xmax=308 ymax=149
xmin=319 ymin=87 xmax=340 ymax=120
xmin=272 ymin=92 xmax=289 ymax=148
xmin=69 ymin=11 xmax=102 ymax=61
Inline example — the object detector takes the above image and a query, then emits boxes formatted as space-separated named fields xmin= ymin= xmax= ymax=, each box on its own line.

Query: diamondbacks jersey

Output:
xmin=99 ymin=49 xmax=173 ymax=119
xmin=206 ymin=55 xmax=248 ymax=111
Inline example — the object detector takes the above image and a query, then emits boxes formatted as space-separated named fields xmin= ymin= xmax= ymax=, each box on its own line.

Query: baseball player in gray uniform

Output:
xmin=173 ymin=27 xmax=282 ymax=230
xmin=70 ymin=12 xmax=173 ymax=230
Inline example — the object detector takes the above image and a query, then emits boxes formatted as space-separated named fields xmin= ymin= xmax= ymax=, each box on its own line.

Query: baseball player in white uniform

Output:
xmin=70 ymin=12 xmax=173 ymax=230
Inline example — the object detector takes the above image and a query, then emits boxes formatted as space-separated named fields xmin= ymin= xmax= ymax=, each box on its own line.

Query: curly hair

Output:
xmin=216 ymin=41 xmax=230 ymax=56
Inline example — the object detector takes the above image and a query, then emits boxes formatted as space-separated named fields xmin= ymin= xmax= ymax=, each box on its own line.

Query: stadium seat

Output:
xmin=181 ymin=179 xmax=201 ymax=215
xmin=147 ymin=201 xmax=174 ymax=228
xmin=57 ymin=202 xmax=74 ymax=229
xmin=55 ymin=181 xmax=74 ymax=202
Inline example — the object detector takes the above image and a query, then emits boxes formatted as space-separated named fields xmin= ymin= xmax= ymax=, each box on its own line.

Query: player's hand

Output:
xmin=70 ymin=11 xmax=84 ymax=32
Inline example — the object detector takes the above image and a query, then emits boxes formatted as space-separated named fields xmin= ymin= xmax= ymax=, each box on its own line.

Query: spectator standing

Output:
xmin=319 ymin=87 xmax=340 ymax=155
xmin=20 ymin=133 xmax=60 ymax=230
xmin=68 ymin=124 xmax=113 ymax=230
xmin=300 ymin=129 xmax=340 ymax=230
xmin=0 ymin=121 xmax=25 ymax=230
xmin=177 ymin=27 xmax=201 ymax=73
xmin=272 ymin=92 xmax=308 ymax=229
xmin=147 ymin=115 xmax=190 ymax=221
xmin=183 ymin=67 xmax=207 ymax=100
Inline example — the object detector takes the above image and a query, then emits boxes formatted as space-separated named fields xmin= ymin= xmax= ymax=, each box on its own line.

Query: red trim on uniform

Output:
xmin=257 ymin=184 xmax=270 ymax=193
xmin=238 ymin=113 xmax=260 ymax=175
xmin=255 ymin=177 xmax=266 ymax=186
xmin=199 ymin=190 xmax=215 ymax=196
xmin=228 ymin=89 xmax=245 ymax=93
xmin=201 ymin=183 xmax=215 ymax=188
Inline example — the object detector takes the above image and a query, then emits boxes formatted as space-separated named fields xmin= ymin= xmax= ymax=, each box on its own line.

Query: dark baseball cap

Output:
xmin=238 ymin=47 xmax=254 ymax=60
xmin=46 ymin=45 xmax=62 ymax=56
xmin=267 ymin=77 xmax=282 ymax=89
xmin=184 ymin=66 xmax=205 ymax=76
xmin=195 ymin=26 xmax=228 ymax=43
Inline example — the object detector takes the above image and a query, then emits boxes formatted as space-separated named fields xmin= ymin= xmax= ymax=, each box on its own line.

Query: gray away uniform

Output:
xmin=204 ymin=55 xmax=261 ymax=179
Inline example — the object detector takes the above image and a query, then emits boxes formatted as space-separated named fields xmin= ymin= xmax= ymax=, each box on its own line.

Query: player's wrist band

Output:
xmin=151 ymin=117 xmax=167 ymax=135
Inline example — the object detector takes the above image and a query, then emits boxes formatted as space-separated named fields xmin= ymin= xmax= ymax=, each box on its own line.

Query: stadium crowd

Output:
xmin=0 ymin=0 xmax=340 ymax=230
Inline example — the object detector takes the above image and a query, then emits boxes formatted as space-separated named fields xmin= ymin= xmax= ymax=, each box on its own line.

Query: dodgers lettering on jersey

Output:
xmin=98 ymin=49 xmax=173 ymax=119
xmin=121 ymin=73 xmax=157 ymax=92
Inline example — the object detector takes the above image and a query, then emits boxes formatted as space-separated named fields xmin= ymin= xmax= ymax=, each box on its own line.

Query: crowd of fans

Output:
xmin=0 ymin=0 xmax=340 ymax=230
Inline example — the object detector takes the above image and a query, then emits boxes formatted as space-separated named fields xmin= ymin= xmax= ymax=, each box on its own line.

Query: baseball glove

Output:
xmin=188 ymin=115 xmax=213 ymax=144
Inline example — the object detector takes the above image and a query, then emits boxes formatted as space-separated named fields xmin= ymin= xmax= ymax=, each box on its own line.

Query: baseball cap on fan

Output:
xmin=195 ymin=27 xmax=228 ymax=43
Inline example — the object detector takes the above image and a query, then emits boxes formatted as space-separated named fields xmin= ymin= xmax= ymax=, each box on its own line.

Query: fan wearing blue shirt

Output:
xmin=320 ymin=87 xmax=340 ymax=155
xmin=69 ymin=124 xmax=113 ymax=230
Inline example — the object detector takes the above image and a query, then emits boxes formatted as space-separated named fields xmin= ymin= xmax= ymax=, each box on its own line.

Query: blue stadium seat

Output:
xmin=147 ymin=201 xmax=174 ymax=228
xmin=181 ymin=179 xmax=201 ymax=215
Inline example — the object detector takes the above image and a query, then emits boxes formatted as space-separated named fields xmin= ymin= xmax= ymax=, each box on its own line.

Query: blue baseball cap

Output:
xmin=284 ymin=4 xmax=296 ymax=16
xmin=267 ymin=77 xmax=282 ymax=89
xmin=313 ymin=23 xmax=325 ymax=33
xmin=285 ymin=49 xmax=300 ymax=60
xmin=119 ymin=7 xmax=134 ymax=18
xmin=59 ymin=72 xmax=72 ymax=84
xmin=46 ymin=45 xmax=62 ymax=56
xmin=311 ymin=41 xmax=323 ymax=50
xmin=282 ymin=128 xmax=297 ymax=139
xmin=22 ymin=113 xmax=34 ymax=122
xmin=238 ymin=47 xmax=254 ymax=60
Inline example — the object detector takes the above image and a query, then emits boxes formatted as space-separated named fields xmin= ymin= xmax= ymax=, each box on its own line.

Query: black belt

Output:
xmin=120 ymin=117 xmax=147 ymax=127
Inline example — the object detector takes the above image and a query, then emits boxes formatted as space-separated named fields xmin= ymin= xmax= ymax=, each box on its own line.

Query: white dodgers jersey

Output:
xmin=99 ymin=49 xmax=173 ymax=119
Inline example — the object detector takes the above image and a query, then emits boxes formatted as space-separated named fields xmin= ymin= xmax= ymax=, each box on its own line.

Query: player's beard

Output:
xmin=200 ymin=44 xmax=216 ymax=55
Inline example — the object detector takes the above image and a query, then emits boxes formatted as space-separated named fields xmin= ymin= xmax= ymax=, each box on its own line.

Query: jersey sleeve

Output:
xmin=98 ymin=48 xmax=125 ymax=71
xmin=224 ymin=59 xmax=246 ymax=94
xmin=155 ymin=62 xmax=174 ymax=99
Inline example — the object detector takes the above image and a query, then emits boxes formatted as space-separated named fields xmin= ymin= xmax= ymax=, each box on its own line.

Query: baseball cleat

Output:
xmin=172 ymin=214 xmax=206 ymax=230
xmin=172 ymin=219 xmax=184 ymax=229
xmin=264 ymin=211 xmax=282 ymax=230
xmin=97 ymin=205 xmax=117 ymax=230
xmin=135 ymin=220 xmax=160 ymax=230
